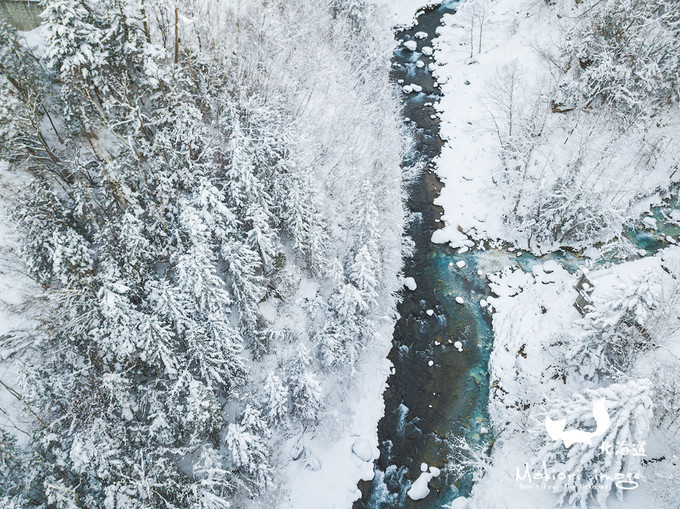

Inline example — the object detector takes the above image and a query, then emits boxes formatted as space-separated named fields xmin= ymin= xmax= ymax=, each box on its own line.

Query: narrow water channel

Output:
xmin=357 ymin=2 xmax=680 ymax=508
xmin=357 ymin=3 xmax=489 ymax=507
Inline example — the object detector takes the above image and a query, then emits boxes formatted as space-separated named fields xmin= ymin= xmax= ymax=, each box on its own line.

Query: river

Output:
xmin=356 ymin=2 xmax=680 ymax=508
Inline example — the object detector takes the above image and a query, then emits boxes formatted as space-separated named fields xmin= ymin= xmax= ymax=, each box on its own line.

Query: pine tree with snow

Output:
xmin=290 ymin=371 xmax=323 ymax=423
xmin=263 ymin=373 xmax=289 ymax=425
xmin=225 ymin=406 xmax=271 ymax=494
xmin=281 ymin=172 xmax=328 ymax=274
xmin=569 ymin=269 xmax=662 ymax=377
xmin=350 ymin=243 xmax=379 ymax=313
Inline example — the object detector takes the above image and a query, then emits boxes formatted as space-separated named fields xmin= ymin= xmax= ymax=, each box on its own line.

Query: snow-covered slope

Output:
xmin=431 ymin=0 xmax=680 ymax=254
xmin=467 ymin=247 xmax=680 ymax=508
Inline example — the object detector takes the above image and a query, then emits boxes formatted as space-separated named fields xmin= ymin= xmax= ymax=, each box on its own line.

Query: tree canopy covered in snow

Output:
xmin=0 ymin=0 xmax=410 ymax=506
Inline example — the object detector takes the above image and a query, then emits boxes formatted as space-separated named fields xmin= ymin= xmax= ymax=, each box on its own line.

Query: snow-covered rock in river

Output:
xmin=449 ymin=497 xmax=470 ymax=509
xmin=642 ymin=216 xmax=658 ymax=229
xmin=403 ymin=40 xmax=417 ymax=51
xmin=406 ymin=465 xmax=441 ymax=501
xmin=403 ymin=84 xmax=422 ymax=93
xmin=404 ymin=277 xmax=417 ymax=291
xmin=421 ymin=46 xmax=433 ymax=56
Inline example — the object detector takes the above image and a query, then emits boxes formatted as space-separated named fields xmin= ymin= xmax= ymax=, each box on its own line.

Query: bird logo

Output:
xmin=545 ymin=398 xmax=610 ymax=448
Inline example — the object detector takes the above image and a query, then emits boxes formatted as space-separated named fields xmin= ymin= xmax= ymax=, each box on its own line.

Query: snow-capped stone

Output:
xmin=428 ymin=360 xmax=434 ymax=367
xmin=454 ymin=341 xmax=462 ymax=350
xmin=456 ymin=260 xmax=466 ymax=268
xmin=416 ymin=60 xmax=425 ymax=68
xmin=458 ymin=246 xmax=469 ymax=254
xmin=403 ymin=40 xmax=417 ymax=51
xmin=408 ymin=471 xmax=432 ymax=500
xmin=584 ymin=246 xmax=600 ymax=259
xmin=480 ymin=299 xmax=488 ymax=307
xmin=449 ymin=497 xmax=470 ymax=508
xmin=415 ymin=31 xmax=428 ymax=39
xmin=455 ymin=296 xmax=464 ymax=304
xmin=642 ymin=216 xmax=657 ymax=229
xmin=407 ymin=466 xmax=440 ymax=501
xmin=360 ymin=466 xmax=375 ymax=482
xmin=403 ymin=84 xmax=422 ymax=94
xmin=426 ymin=309 xmax=434 ymax=316
xmin=422 ymin=46 xmax=433 ymax=56
xmin=404 ymin=277 xmax=417 ymax=291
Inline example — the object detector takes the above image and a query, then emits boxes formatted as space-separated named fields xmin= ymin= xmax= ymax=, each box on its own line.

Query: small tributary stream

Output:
xmin=356 ymin=2 xmax=680 ymax=508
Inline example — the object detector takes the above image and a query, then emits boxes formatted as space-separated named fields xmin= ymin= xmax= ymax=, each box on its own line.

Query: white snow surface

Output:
xmin=369 ymin=0 xmax=440 ymax=27
xmin=0 ymin=167 xmax=40 ymax=447
xmin=431 ymin=0 xmax=680 ymax=254
xmin=471 ymin=247 xmax=680 ymax=507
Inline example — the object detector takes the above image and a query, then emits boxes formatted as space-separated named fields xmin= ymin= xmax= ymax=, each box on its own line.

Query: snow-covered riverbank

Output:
xmin=431 ymin=0 xmax=680 ymax=255
xmin=470 ymin=245 xmax=680 ymax=508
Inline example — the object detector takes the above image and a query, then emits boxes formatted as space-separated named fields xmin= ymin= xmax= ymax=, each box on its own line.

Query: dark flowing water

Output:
xmin=357 ymin=3 xmax=489 ymax=507
xmin=357 ymin=3 xmax=680 ymax=508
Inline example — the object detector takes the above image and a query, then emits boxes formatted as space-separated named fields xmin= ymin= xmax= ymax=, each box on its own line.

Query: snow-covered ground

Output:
xmin=370 ymin=0 xmax=439 ymax=27
xmin=0 ymin=166 xmax=38 ymax=447
xmin=431 ymin=0 xmax=680 ymax=254
xmin=461 ymin=247 xmax=680 ymax=508
xmin=278 ymin=334 xmax=391 ymax=508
